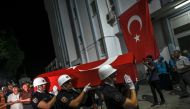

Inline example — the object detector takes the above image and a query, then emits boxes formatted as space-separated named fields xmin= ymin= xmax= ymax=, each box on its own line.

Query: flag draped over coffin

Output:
xmin=37 ymin=53 xmax=137 ymax=91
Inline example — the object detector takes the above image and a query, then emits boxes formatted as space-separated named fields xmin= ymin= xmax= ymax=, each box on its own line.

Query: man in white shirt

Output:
xmin=174 ymin=50 xmax=190 ymax=98
xmin=7 ymin=84 xmax=23 ymax=109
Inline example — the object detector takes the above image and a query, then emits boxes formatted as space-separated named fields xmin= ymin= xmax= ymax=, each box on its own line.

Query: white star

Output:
xmin=134 ymin=34 xmax=140 ymax=42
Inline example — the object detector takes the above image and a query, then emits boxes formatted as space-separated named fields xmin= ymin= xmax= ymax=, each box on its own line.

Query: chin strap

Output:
xmin=104 ymin=81 xmax=115 ymax=87
xmin=37 ymin=90 xmax=43 ymax=93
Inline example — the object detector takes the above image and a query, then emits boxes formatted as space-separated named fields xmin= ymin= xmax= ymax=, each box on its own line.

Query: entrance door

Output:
xmin=170 ymin=10 xmax=190 ymax=52
xmin=175 ymin=31 xmax=190 ymax=52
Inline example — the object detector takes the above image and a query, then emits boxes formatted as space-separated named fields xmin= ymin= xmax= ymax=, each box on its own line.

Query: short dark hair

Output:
xmin=12 ymin=83 xmax=19 ymax=88
xmin=174 ymin=50 xmax=180 ymax=54
xmin=21 ymin=82 xmax=29 ymax=86
xmin=146 ymin=55 xmax=153 ymax=59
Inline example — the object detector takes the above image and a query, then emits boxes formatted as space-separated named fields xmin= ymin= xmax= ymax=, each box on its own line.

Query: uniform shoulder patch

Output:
xmin=114 ymin=94 xmax=122 ymax=102
xmin=32 ymin=97 xmax=38 ymax=103
xmin=61 ymin=96 xmax=68 ymax=103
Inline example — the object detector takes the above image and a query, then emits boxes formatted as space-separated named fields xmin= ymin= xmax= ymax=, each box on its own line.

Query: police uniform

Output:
xmin=55 ymin=89 xmax=80 ymax=109
xmin=102 ymin=83 xmax=125 ymax=109
xmin=31 ymin=92 xmax=54 ymax=109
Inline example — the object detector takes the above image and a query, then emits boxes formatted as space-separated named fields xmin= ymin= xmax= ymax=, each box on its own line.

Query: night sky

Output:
xmin=0 ymin=0 xmax=55 ymax=76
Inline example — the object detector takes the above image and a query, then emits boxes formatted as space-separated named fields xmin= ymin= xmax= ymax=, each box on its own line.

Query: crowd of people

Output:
xmin=143 ymin=49 xmax=190 ymax=107
xmin=0 ymin=49 xmax=190 ymax=109
xmin=0 ymin=82 xmax=33 ymax=109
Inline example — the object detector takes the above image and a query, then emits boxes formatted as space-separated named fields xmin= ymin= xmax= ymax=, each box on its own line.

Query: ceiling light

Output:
xmin=175 ymin=0 xmax=190 ymax=9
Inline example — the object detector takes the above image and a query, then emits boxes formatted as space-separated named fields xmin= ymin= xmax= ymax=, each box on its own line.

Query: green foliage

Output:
xmin=0 ymin=30 xmax=24 ymax=76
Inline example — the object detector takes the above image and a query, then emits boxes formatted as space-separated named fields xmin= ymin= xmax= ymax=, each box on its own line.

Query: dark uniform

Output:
xmin=31 ymin=92 xmax=54 ymax=109
xmin=102 ymin=84 xmax=125 ymax=109
xmin=55 ymin=89 xmax=80 ymax=109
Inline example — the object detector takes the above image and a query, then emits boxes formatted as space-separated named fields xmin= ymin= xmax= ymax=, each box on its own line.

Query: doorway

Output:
xmin=169 ymin=10 xmax=190 ymax=52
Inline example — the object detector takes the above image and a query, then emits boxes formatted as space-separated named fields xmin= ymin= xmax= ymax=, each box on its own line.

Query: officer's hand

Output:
xmin=52 ymin=85 xmax=58 ymax=96
xmin=124 ymin=74 xmax=135 ymax=90
xmin=83 ymin=83 xmax=91 ymax=93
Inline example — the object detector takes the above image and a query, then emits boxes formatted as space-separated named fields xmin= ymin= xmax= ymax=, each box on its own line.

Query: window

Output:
xmin=73 ymin=7 xmax=77 ymax=19
xmin=160 ymin=0 xmax=175 ymax=6
xmin=98 ymin=38 xmax=106 ymax=58
xmin=109 ymin=0 xmax=114 ymax=10
xmin=178 ymin=35 xmax=190 ymax=52
xmin=91 ymin=1 xmax=97 ymax=16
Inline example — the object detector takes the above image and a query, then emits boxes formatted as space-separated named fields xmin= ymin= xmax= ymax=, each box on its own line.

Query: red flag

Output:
xmin=37 ymin=53 xmax=137 ymax=91
xmin=119 ymin=0 xmax=159 ymax=63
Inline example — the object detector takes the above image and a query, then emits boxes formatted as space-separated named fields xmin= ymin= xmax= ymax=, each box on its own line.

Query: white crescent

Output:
xmin=127 ymin=15 xmax=142 ymax=35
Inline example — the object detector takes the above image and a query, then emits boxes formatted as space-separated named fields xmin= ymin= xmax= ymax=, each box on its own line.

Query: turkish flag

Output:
xmin=37 ymin=53 xmax=137 ymax=91
xmin=119 ymin=0 xmax=159 ymax=63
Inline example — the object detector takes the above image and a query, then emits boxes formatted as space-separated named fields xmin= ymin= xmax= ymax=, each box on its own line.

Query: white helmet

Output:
xmin=98 ymin=65 xmax=117 ymax=80
xmin=33 ymin=77 xmax=47 ymax=87
xmin=58 ymin=74 xmax=72 ymax=87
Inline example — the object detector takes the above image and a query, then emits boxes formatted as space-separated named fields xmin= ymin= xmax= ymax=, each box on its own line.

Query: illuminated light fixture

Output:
xmin=175 ymin=0 xmax=190 ymax=9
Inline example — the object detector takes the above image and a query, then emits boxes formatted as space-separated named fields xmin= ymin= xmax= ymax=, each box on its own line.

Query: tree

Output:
xmin=0 ymin=29 xmax=24 ymax=77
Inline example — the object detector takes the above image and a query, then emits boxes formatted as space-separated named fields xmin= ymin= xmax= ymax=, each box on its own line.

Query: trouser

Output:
xmin=149 ymin=80 xmax=165 ymax=103
xmin=179 ymin=71 xmax=190 ymax=96
xmin=23 ymin=104 xmax=33 ymax=109
xmin=170 ymin=71 xmax=180 ymax=84
xmin=159 ymin=73 xmax=173 ymax=90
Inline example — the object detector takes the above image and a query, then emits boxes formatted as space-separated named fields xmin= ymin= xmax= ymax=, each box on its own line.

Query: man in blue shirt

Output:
xmin=143 ymin=55 xmax=165 ymax=106
xmin=156 ymin=56 xmax=173 ymax=90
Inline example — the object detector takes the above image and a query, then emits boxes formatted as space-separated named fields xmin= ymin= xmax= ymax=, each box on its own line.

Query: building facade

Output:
xmin=44 ymin=0 xmax=190 ymax=79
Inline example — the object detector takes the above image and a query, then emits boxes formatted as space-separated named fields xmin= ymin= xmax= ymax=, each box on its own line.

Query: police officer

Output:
xmin=31 ymin=77 xmax=58 ymax=109
xmin=98 ymin=65 xmax=137 ymax=109
xmin=55 ymin=74 xmax=91 ymax=109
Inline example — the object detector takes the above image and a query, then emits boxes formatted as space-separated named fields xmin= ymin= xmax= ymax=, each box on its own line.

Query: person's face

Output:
xmin=37 ymin=84 xmax=46 ymax=92
xmin=174 ymin=51 xmax=180 ymax=59
xmin=8 ymin=84 xmax=13 ymax=91
xmin=146 ymin=58 xmax=152 ymax=63
xmin=109 ymin=73 xmax=117 ymax=82
xmin=63 ymin=80 xmax=73 ymax=90
xmin=22 ymin=84 xmax=29 ymax=92
xmin=12 ymin=87 xmax=19 ymax=94
xmin=106 ymin=73 xmax=117 ymax=84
